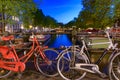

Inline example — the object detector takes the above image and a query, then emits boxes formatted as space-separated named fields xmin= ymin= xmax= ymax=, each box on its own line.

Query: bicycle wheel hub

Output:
xmin=48 ymin=61 xmax=52 ymax=65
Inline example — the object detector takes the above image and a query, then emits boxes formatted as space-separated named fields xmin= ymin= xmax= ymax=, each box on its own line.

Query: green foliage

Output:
xmin=74 ymin=0 xmax=120 ymax=29
xmin=112 ymin=0 xmax=120 ymax=20
xmin=65 ymin=17 xmax=77 ymax=28
xmin=32 ymin=9 xmax=45 ymax=27
xmin=32 ymin=9 xmax=58 ymax=28
xmin=44 ymin=16 xmax=58 ymax=28
xmin=16 ymin=0 xmax=37 ymax=28
xmin=0 ymin=0 xmax=37 ymax=31
xmin=65 ymin=20 xmax=75 ymax=28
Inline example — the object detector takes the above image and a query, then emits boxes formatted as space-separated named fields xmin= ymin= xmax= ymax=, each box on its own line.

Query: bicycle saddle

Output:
xmin=1 ymin=31 xmax=14 ymax=41
xmin=1 ymin=35 xmax=14 ymax=41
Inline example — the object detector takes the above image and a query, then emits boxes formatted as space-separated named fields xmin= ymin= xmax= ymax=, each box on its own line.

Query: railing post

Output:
xmin=71 ymin=26 xmax=77 ymax=45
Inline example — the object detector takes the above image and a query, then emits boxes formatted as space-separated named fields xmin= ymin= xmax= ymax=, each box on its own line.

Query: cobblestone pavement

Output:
xmin=0 ymin=69 xmax=109 ymax=80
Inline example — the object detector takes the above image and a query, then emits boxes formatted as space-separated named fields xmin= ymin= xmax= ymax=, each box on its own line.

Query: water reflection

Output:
xmin=48 ymin=34 xmax=72 ymax=48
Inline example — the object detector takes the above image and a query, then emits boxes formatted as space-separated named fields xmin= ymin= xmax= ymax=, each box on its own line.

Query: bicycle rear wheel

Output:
xmin=57 ymin=50 xmax=89 ymax=80
xmin=109 ymin=52 xmax=120 ymax=80
xmin=35 ymin=48 xmax=59 ymax=77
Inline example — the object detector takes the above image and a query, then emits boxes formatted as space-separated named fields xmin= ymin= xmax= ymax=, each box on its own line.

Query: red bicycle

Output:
xmin=0 ymin=32 xmax=59 ymax=78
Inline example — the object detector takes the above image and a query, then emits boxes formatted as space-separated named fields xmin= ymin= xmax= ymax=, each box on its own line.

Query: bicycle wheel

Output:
xmin=0 ymin=68 xmax=12 ymax=78
xmin=0 ymin=53 xmax=13 ymax=78
xmin=57 ymin=50 xmax=89 ymax=80
xmin=35 ymin=48 xmax=59 ymax=77
xmin=109 ymin=52 xmax=120 ymax=80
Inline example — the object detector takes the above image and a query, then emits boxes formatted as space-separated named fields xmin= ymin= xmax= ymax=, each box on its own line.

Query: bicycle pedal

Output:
xmin=99 ymin=73 xmax=108 ymax=79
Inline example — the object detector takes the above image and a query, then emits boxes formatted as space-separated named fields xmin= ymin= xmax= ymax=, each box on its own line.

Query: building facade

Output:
xmin=0 ymin=14 xmax=22 ymax=33
xmin=5 ymin=16 xmax=22 ymax=33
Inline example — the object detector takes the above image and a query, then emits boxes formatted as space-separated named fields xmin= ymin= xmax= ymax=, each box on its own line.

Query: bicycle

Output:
xmin=109 ymin=50 xmax=120 ymax=80
xmin=0 ymin=32 xmax=59 ymax=78
xmin=57 ymin=30 xmax=119 ymax=80
xmin=108 ymin=45 xmax=120 ymax=79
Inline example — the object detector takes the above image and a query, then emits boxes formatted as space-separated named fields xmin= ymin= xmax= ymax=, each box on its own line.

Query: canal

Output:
xmin=46 ymin=34 xmax=72 ymax=48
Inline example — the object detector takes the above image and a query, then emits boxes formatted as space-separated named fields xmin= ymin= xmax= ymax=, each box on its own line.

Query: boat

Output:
xmin=29 ymin=34 xmax=51 ymax=42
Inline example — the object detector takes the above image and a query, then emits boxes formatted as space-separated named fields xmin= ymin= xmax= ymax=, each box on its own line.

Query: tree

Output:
xmin=32 ymin=8 xmax=58 ymax=28
xmin=76 ymin=10 xmax=93 ymax=29
xmin=43 ymin=16 xmax=58 ymax=28
xmin=76 ymin=0 xmax=113 ymax=29
xmin=65 ymin=20 xmax=75 ymax=28
xmin=0 ymin=0 xmax=37 ymax=32
xmin=112 ymin=0 xmax=120 ymax=22
xmin=32 ymin=9 xmax=45 ymax=27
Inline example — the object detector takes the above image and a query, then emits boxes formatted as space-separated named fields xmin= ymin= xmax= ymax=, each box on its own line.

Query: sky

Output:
xmin=34 ymin=0 xmax=83 ymax=24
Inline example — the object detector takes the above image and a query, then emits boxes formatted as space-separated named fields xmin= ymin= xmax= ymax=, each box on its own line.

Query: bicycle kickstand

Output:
xmin=94 ymin=69 xmax=108 ymax=78
xmin=17 ymin=67 xmax=23 ymax=80
xmin=17 ymin=72 xmax=22 ymax=80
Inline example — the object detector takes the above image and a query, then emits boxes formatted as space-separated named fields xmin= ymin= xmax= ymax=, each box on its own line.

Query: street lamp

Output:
xmin=29 ymin=25 xmax=32 ymax=29
xmin=21 ymin=24 xmax=24 ymax=29
xmin=35 ymin=27 xmax=38 ymax=30
xmin=106 ymin=27 xmax=110 ymax=30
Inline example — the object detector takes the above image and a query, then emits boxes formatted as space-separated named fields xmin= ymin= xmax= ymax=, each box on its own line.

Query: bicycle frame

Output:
xmin=57 ymin=30 xmax=120 ymax=80
xmin=0 ymin=33 xmax=49 ymax=72
xmin=85 ymin=31 xmax=118 ymax=64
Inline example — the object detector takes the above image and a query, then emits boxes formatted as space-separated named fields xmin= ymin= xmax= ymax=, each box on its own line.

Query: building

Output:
xmin=5 ymin=16 xmax=22 ymax=33
xmin=0 ymin=13 xmax=22 ymax=33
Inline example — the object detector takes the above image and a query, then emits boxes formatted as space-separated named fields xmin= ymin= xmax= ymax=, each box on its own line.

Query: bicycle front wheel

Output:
xmin=57 ymin=50 xmax=89 ymax=80
xmin=109 ymin=52 xmax=120 ymax=80
xmin=0 ymin=68 xmax=12 ymax=78
xmin=35 ymin=48 xmax=59 ymax=77
xmin=0 ymin=52 xmax=14 ymax=78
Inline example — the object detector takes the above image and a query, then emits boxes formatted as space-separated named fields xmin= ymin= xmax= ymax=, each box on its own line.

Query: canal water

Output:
xmin=47 ymin=34 xmax=72 ymax=48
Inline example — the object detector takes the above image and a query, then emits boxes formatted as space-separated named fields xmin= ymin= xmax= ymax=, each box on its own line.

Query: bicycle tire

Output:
xmin=35 ymin=48 xmax=59 ymax=77
xmin=109 ymin=52 xmax=120 ymax=80
xmin=0 ymin=68 xmax=12 ymax=78
xmin=0 ymin=53 xmax=13 ymax=78
xmin=57 ymin=49 xmax=89 ymax=80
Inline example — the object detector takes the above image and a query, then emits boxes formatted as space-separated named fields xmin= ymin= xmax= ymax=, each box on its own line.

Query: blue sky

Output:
xmin=34 ymin=0 xmax=83 ymax=24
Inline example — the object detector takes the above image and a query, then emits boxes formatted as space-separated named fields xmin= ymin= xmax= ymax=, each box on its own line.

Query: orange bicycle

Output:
xmin=0 ymin=32 xmax=59 ymax=78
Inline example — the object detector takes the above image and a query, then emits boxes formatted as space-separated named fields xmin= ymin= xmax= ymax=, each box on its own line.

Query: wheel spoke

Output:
xmin=109 ymin=52 xmax=120 ymax=80
xmin=35 ymin=49 xmax=59 ymax=77
xmin=57 ymin=50 xmax=89 ymax=80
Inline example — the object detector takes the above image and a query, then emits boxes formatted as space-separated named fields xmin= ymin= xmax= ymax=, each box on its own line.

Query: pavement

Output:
xmin=0 ymin=69 xmax=109 ymax=80
xmin=0 ymin=54 xmax=110 ymax=80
